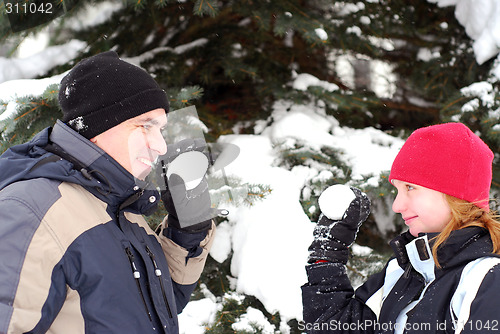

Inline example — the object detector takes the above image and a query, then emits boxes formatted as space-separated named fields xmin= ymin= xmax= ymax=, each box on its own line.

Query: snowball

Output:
xmin=166 ymin=151 xmax=208 ymax=190
xmin=318 ymin=184 xmax=356 ymax=220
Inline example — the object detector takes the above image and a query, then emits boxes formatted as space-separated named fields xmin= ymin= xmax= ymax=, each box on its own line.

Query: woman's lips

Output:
xmin=403 ymin=215 xmax=418 ymax=225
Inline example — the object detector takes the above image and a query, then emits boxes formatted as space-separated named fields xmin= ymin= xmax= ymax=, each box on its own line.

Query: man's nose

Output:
xmin=149 ymin=130 xmax=167 ymax=155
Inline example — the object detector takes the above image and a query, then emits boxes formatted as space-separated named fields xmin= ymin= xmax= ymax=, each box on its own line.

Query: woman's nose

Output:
xmin=392 ymin=192 xmax=406 ymax=214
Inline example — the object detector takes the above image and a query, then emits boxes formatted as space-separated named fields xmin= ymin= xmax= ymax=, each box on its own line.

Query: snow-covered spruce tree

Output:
xmin=0 ymin=0 xmax=499 ymax=332
xmin=0 ymin=2 xmax=329 ymax=332
xmin=312 ymin=0 xmax=499 ymax=204
xmin=3 ymin=0 xmax=498 ymax=217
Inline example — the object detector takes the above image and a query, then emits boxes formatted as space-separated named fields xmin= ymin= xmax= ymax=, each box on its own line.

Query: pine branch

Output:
xmin=193 ymin=0 xmax=219 ymax=17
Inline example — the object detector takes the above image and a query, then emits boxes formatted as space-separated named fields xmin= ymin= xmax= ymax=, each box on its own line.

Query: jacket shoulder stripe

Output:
xmin=8 ymin=182 xmax=110 ymax=333
xmin=451 ymin=257 xmax=500 ymax=334
xmin=365 ymin=258 xmax=403 ymax=319
xmin=0 ymin=179 xmax=61 ymax=334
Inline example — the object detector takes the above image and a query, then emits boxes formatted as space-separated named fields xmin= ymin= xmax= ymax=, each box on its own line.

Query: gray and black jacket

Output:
xmin=0 ymin=121 xmax=215 ymax=333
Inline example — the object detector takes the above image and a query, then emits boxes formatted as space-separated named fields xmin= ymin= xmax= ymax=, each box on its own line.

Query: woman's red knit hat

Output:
xmin=389 ymin=122 xmax=493 ymax=211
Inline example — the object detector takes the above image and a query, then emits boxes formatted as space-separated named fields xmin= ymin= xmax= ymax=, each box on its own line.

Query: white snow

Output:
xmin=67 ymin=1 xmax=124 ymax=30
xmin=0 ymin=73 xmax=67 ymax=122
xmin=17 ymin=31 xmax=50 ymax=58
xmin=178 ymin=297 xmax=220 ymax=334
xmin=199 ymin=99 xmax=403 ymax=326
xmin=209 ymin=221 xmax=232 ymax=263
xmin=123 ymin=39 xmax=209 ymax=68
xmin=67 ymin=116 xmax=87 ymax=132
xmin=0 ymin=40 xmax=85 ymax=84
xmin=213 ymin=133 xmax=314 ymax=321
xmin=292 ymin=72 xmax=339 ymax=92
xmin=232 ymin=307 xmax=276 ymax=333
xmin=351 ymin=243 xmax=373 ymax=256
xmin=428 ymin=0 xmax=500 ymax=64
xmin=318 ymin=184 xmax=356 ymax=220
xmin=0 ymin=74 xmax=64 ymax=101
xmin=314 ymin=28 xmax=328 ymax=41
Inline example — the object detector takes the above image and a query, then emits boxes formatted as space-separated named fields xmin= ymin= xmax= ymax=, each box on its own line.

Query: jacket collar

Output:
xmin=390 ymin=227 xmax=492 ymax=280
xmin=49 ymin=120 xmax=160 ymax=215
xmin=405 ymin=234 xmax=435 ymax=283
xmin=0 ymin=120 xmax=159 ymax=215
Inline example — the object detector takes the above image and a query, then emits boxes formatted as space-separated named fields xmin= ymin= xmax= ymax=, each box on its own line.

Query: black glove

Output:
xmin=161 ymin=173 xmax=215 ymax=233
xmin=160 ymin=138 xmax=220 ymax=233
xmin=307 ymin=185 xmax=371 ymax=264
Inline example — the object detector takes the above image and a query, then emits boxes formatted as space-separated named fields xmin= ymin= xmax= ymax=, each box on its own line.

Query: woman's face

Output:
xmin=392 ymin=180 xmax=452 ymax=237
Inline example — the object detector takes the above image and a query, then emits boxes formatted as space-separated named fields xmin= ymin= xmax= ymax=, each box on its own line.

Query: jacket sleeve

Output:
xmin=301 ymin=261 xmax=388 ymax=333
xmin=156 ymin=217 xmax=216 ymax=285
xmin=156 ymin=218 xmax=215 ymax=313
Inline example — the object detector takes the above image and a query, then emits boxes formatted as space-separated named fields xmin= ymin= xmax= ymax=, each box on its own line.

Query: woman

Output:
xmin=302 ymin=122 xmax=500 ymax=333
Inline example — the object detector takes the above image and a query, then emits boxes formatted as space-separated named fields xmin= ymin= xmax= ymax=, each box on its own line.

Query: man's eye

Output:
xmin=406 ymin=185 xmax=414 ymax=191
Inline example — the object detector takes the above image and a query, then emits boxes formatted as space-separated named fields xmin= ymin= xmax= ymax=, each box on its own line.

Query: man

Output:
xmin=0 ymin=51 xmax=215 ymax=333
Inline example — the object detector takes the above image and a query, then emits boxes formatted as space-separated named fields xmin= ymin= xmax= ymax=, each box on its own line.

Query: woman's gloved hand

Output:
xmin=307 ymin=185 xmax=371 ymax=264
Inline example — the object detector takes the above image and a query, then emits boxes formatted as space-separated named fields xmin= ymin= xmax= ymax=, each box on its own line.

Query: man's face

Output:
xmin=90 ymin=108 xmax=168 ymax=180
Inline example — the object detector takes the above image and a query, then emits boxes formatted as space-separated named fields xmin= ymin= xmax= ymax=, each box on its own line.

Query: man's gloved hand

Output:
xmin=160 ymin=138 xmax=220 ymax=233
xmin=308 ymin=184 xmax=371 ymax=264
xmin=161 ymin=173 xmax=214 ymax=233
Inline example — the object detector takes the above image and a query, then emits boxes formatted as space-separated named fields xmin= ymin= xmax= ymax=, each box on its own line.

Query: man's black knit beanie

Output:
xmin=59 ymin=51 xmax=169 ymax=139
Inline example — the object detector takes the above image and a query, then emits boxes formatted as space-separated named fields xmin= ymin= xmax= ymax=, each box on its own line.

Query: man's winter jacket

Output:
xmin=0 ymin=121 xmax=215 ymax=333
xmin=302 ymin=226 xmax=500 ymax=333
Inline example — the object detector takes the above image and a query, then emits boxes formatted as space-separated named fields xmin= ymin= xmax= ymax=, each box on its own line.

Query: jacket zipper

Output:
xmin=125 ymin=247 xmax=153 ymax=322
xmin=146 ymin=245 xmax=173 ymax=318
